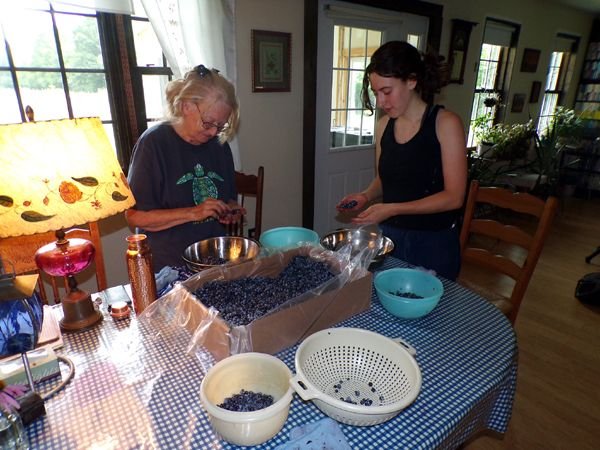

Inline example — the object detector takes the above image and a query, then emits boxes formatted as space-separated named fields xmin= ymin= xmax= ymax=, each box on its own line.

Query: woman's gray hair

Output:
xmin=165 ymin=65 xmax=239 ymax=143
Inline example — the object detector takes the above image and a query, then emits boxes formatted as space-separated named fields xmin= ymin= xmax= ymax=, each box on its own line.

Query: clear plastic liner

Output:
xmin=137 ymin=242 xmax=376 ymax=374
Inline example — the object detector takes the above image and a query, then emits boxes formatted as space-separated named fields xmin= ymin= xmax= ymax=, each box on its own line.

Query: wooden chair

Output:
xmin=232 ymin=166 xmax=264 ymax=239
xmin=458 ymin=180 xmax=558 ymax=324
xmin=0 ymin=222 xmax=107 ymax=305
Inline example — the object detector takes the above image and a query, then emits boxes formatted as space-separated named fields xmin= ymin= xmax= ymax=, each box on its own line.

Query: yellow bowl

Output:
xmin=200 ymin=352 xmax=293 ymax=446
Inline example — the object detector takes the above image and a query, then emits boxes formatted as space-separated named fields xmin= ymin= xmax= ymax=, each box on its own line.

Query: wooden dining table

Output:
xmin=28 ymin=256 xmax=517 ymax=449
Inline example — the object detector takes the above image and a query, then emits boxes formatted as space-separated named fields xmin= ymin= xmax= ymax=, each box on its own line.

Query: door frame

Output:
xmin=302 ymin=0 xmax=444 ymax=229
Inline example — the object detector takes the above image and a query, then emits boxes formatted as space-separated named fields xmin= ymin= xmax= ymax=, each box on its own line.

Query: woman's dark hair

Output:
xmin=361 ymin=41 xmax=447 ymax=113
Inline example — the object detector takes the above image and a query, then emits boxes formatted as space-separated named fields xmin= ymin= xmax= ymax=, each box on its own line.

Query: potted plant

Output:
xmin=467 ymin=146 xmax=526 ymax=186
xmin=473 ymin=119 xmax=535 ymax=161
xmin=531 ymin=107 xmax=584 ymax=197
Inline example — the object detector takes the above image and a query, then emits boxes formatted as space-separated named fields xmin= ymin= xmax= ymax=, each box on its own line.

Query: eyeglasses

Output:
xmin=194 ymin=103 xmax=229 ymax=133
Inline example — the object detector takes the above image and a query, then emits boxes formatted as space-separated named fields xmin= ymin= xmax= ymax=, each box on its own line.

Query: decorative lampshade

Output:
xmin=0 ymin=117 xmax=136 ymax=331
xmin=0 ymin=117 xmax=134 ymax=236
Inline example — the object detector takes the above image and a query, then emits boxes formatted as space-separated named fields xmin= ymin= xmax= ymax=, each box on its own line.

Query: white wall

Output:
xmin=433 ymin=0 xmax=593 ymax=127
xmin=234 ymin=0 xmax=305 ymax=232
xmin=69 ymin=213 xmax=131 ymax=294
xmin=90 ymin=0 xmax=595 ymax=292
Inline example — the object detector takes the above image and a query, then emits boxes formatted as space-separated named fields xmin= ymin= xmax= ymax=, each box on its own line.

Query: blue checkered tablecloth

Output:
xmin=27 ymin=257 xmax=517 ymax=449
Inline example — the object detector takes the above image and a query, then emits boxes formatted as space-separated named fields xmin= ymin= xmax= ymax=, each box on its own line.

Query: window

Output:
xmin=538 ymin=34 xmax=579 ymax=134
xmin=468 ymin=44 xmax=504 ymax=146
xmin=0 ymin=0 xmax=171 ymax=169
xmin=406 ymin=34 xmax=420 ymax=50
xmin=1 ymin=3 xmax=111 ymax=128
xmin=330 ymin=25 xmax=381 ymax=149
xmin=128 ymin=0 xmax=172 ymax=131
xmin=467 ymin=19 xmax=519 ymax=146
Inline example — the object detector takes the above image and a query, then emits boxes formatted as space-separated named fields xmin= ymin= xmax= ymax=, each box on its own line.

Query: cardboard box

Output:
xmin=171 ymin=247 xmax=372 ymax=360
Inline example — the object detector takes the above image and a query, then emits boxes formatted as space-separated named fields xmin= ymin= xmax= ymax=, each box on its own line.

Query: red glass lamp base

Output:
xmin=35 ymin=237 xmax=94 ymax=277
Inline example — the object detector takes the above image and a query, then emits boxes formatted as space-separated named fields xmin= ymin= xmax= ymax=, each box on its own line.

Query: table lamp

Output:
xmin=0 ymin=117 xmax=136 ymax=331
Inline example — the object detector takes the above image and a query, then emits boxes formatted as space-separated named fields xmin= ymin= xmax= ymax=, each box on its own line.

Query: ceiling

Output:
xmin=552 ymin=0 xmax=600 ymax=14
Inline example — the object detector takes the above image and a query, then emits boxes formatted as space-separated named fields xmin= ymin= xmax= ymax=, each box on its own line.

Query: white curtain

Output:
xmin=141 ymin=0 xmax=240 ymax=169
xmin=51 ymin=0 xmax=134 ymax=14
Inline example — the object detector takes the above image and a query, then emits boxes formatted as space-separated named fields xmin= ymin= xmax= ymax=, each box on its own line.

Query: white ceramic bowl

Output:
xmin=200 ymin=352 xmax=293 ymax=446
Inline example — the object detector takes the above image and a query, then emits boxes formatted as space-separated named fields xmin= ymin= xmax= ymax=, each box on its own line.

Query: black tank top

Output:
xmin=379 ymin=104 xmax=459 ymax=231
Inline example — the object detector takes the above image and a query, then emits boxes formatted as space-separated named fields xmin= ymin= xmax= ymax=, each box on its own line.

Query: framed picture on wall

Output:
xmin=448 ymin=19 xmax=478 ymax=84
xmin=251 ymin=29 xmax=291 ymax=92
xmin=521 ymin=48 xmax=541 ymax=73
xmin=511 ymin=93 xmax=526 ymax=113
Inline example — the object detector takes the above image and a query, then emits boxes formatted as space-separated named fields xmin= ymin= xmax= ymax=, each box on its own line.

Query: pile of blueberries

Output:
xmin=218 ymin=389 xmax=274 ymax=412
xmin=390 ymin=290 xmax=424 ymax=299
xmin=194 ymin=255 xmax=335 ymax=326
xmin=197 ymin=255 xmax=228 ymax=266
xmin=338 ymin=199 xmax=358 ymax=209
xmin=219 ymin=208 xmax=242 ymax=219
xmin=333 ymin=379 xmax=384 ymax=406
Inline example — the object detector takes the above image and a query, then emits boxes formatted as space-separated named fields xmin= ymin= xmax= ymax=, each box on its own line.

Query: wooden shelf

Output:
xmin=576 ymin=17 xmax=600 ymax=153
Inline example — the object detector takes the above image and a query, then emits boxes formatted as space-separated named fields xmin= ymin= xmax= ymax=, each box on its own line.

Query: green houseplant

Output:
xmin=531 ymin=107 xmax=584 ymax=197
xmin=469 ymin=111 xmax=534 ymax=187
xmin=473 ymin=118 xmax=535 ymax=161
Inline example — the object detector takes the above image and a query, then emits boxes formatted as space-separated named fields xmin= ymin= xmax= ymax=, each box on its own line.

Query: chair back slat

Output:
xmin=232 ymin=166 xmax=264 ymax=239
xmin=470 ymin=219 xmax=534 ymax=249
xmin=459 ymin=180 xmax=558 ymax=324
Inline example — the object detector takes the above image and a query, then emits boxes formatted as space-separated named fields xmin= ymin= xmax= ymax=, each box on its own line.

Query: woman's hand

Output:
xmin=218 ymin=202 xmax=246 ymax=225
xmin=125 ymin=198 xmax=242 ymax=232
xmin=336 ymin=192 xmax=369 ymax=212
xmin=193 ymin=198 xmax=230 ymax=222
xmin=351 ymin=203 xmax=394 ymax=225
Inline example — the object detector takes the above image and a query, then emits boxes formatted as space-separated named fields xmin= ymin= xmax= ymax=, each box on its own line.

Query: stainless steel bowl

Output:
xmin=182 ymin=236 xmax=261 ymax=272
xmin=320 ymin=229 xmax=394 ymax=267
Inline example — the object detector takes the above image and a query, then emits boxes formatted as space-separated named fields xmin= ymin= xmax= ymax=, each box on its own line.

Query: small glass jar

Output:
xmin=125 ymin=234 xmax=157 ymax=315
xmin=0 ymin=404 xmax=28 ymax=449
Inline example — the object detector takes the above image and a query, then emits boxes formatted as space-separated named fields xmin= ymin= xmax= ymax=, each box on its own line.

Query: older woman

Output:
xmin=126 ymin=65 xmax=244 ymax=271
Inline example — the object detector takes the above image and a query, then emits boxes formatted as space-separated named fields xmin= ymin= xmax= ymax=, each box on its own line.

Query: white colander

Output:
xmin=290 ymin=327 xmax=422 ymax=426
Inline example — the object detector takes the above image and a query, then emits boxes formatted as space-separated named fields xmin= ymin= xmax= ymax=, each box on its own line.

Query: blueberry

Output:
xmin=218 ymin=389 xmax=274 ymax=412
xmin=194 ymin=255 xmax=335 ymax=326
xmin=390 ymin=290 xmax=424 ymax=299
xmin=339 ymin=200 xmax=358 ymax=209
xmin=198 ymin=255 xmax=227 ymax=265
